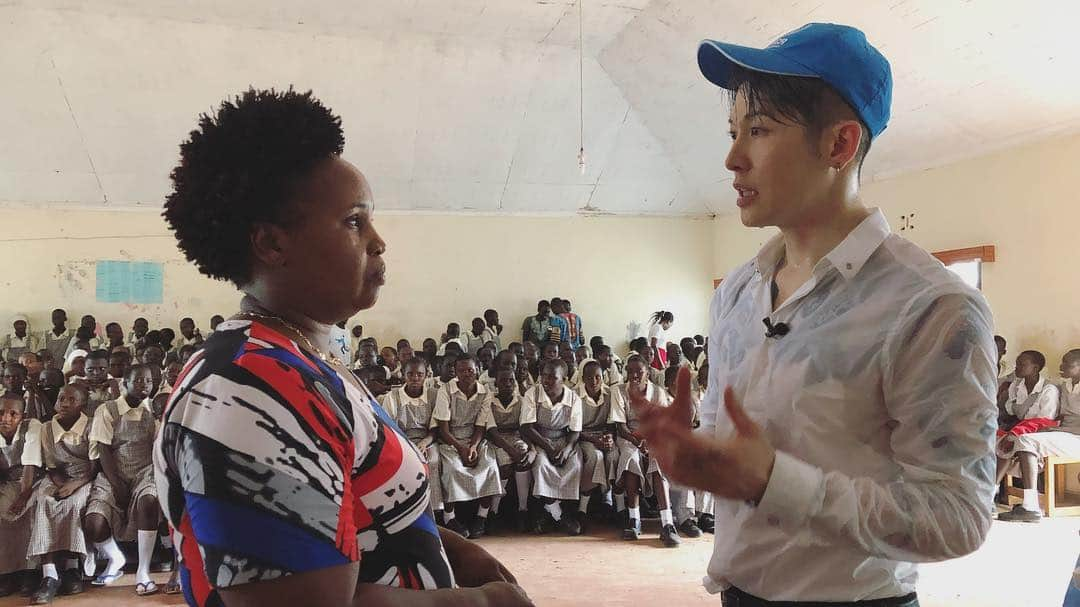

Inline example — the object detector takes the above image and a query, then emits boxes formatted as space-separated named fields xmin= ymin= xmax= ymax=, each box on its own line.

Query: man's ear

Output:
xmin=250 ymin=222 xmax=290 ymax=268
xmin=823 ymin=120 xmax=864 ymax=172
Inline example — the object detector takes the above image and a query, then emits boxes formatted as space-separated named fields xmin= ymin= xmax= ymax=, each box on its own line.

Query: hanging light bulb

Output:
xmin=575 ymin=0 xmax=587 ymax=178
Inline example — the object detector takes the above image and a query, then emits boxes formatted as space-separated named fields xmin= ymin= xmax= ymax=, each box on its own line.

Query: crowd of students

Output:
xmin=3 ymin=301 xmax=1075 ymax=605
xmin=0 ymin=302 xmax=708 ymax=604
xmin=993 ymin=336 xmax=1080 ymax=522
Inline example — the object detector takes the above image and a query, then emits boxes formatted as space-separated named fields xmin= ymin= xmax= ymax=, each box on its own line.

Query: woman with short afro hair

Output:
xmin=156 ymin=88 xmax=532 ymax=607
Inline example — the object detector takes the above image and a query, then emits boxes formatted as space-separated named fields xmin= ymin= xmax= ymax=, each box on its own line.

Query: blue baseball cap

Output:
xmin=698 ymin=23 xmax=892 ymax=138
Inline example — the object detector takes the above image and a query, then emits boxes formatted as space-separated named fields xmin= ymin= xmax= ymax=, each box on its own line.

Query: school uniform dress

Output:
xmin=1 ymin=333 xmax=38 ymax=364
xmin=520 ymin=384 xmax=584 ymax=500
xmin=432 ymin=380 xmax=502 ymax=503
xmin=478 ymin=370 xmax=499 ymax=392
xmin=576 ymin=384 xmax=619 ymax=494
xmin=481 ymin=326 xmax=501 ymax=352
xmin=601 ymin=365 xmax=623 ymax=387
xmin=83 ymin=383 xmax=116 ymax=418
xmin=64 ymin=336 xmax=104 ymax=359
xmin=85 ymin=397 xmax=157 ymax=541
xmin=155 ymin=319 xmax=454 ymax=607
xmin=648 ymin=367 xmax=665 ymax=388
xmin=436 ymin=337 xmax=468 ymax=356
xmin=381 ymin=386 xmax=443 ymax=509
xmin=464 ymin=332 xmax=487 ymax=357
xmin=517 ymin=372 xmax=536 ymax=395
xmin=425 ymin=376 xmax=447 ymax=394
xmin=42 ymin=329 xmax=74 ymax=365
xmin=28 ymin=414 xmax=94 ymax=560
xmin=998 ymin=378 xmax=1080 ymax=463
xmin=999 ymin=375 xmax=1061 ymax=437
xmin=611 ymin=382 xmax=670 ymax=494
xmin=0 ymin=418 xmax=42 ymax=574
xmin=488 ymin=393 xmax=535 ymax=469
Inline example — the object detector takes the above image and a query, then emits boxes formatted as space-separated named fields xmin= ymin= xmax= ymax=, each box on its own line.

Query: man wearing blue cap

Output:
xmin=630 ymin=23 xmax=998 ymax=606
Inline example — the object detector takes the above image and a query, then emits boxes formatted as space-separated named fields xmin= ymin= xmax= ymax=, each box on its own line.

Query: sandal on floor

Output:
xmin=91 ymin=572 xmax=123 ymax=587
xmin=136 ymin=581 xmax=160 ymax=596
xmin=164 ymin=580 xmax=182 ymax=595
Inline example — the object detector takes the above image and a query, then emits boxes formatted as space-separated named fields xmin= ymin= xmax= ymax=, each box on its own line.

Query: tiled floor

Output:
xmin=2 ymin=516 xmax=1076 ymax=606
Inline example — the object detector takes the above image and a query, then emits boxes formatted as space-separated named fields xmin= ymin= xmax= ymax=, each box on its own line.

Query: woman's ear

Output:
xmin=250 ymin=222 xmax=289 ymax=268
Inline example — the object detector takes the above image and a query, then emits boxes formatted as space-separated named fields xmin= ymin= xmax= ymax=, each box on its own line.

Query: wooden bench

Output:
xmin=1005 ymin=456 xmax=1080 ymax=517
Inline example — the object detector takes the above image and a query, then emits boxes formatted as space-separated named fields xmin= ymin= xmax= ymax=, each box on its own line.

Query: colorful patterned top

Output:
xmin=153 ymin=319 xmax=453 ymax=607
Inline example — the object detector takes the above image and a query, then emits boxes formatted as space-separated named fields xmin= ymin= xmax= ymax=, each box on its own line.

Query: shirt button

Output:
xmin=767 ymin=515 xmax=781 ymax=527
xmin=845 ymin=262 xmax=853 ymax=270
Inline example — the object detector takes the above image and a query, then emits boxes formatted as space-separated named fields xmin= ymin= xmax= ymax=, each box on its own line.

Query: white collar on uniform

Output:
xmin=113 ymin=396 xmax=150 ymax=418
xmin=753 ymin=208 xmax=890 ymax=281
xmin=576 ymin=383 xmax=608 ymax=407
xmin=449 ymin=378 xmax=488 ymax=399
xmin=1014 ymin=375 xmax=1047 ymax=397
xmin=491 ymin=391 xmax=520 ymax=411
xmin=1064 ymin=378 xmax=1080 ymax=394
xmin=535 ymin=384 xmax=574 ymax=410
xmin=52 ymin=413 xmax=88 ymax=443
xmin=397 ymin=385 xmax=429 ymax=405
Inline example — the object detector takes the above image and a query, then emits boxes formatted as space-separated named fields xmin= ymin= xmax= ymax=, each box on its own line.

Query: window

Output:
xmin=932 ymin=245 xmax=994 ymax=291
xmin=946 ymin=259 xmax=981 ymax=290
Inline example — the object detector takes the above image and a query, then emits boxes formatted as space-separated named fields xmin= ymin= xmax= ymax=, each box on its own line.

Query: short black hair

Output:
xmin=75 ymin=326 xmax=94 ymax=340
xmin=727 ymin=65 xmax=871 ymax=174
xmin=4 ymin=363 xmax=26 ymax=377
xmin=86 ymin=349 xmax=110 ymax=362
xmin=164 ymin=88 xmax=345 ymax=286
xmin=1019 ymin=350 xmax=1046 ymax=371
xmin=994 ymin=335 xmax=1007 ymax=347
xmin=541 ymin=358 xmax=567 ymax=376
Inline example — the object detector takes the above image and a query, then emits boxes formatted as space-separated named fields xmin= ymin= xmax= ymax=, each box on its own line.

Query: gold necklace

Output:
xmin=236 ymin=310 xmax=329 ymax=362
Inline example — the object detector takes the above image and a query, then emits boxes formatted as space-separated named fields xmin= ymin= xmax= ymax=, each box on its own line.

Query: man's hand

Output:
xmin=466 ymin=445 xmax=479 ymax=467
xmin=628 ymin=367 xmax=776 ymax=503
xmin=440 ymin=527 xmax=518 ymax=587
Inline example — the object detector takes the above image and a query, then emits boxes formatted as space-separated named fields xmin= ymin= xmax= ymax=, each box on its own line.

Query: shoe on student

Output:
xmin=560 ymin=514 xmax=583 ymax=536
xmin=58 ymin=570 xmax=84 ymax=596
xmin=678 ymin=519 xmax=703 ymax=539
xmin=698 ymin=513 xmax=715 ymax=534
xmin=0 ymin=574 xmax=16 ymax=598
xmin=444 ymin=517 xmax=470 ymax=538
xmin=622 ymin=518 xmax=641 ymax=541
xmin=468 ymin=516 xmax=488 ymax=539
xmin=998 ymin=505 xmax=1042 ymax=523
xmin=661 ymin=524 xmax=683 ymax=548
xmin=515 ymin=510 xmax=531 ymax=534
xmin=19 ymin=571 xmax=40 ymax=597
xmin=30 ymin=576 xmax=60 ymax=606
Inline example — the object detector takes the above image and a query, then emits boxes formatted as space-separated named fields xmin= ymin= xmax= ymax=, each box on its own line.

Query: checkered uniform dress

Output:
xmin=86 ymin=399 xmax=157 ymax=541
xmin=0 ymin=419 xmax=40 ymax=573
xmin=28 ymin=419 xmax=93 ymax=558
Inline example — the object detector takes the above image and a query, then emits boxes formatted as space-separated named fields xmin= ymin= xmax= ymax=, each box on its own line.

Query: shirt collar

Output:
xmin=492 ymin=392 xmax=520 ymax=411
xmin=576 ymin=383 xmax=608 ymax=406
xmin=537 ymin=385 xmax=572 ymax=409
xmin=449 ymin=378 xmax=487 ymax=399
xmin=753 ymin=208 xmax=891 ymax=281
xmin=1065 ymin=378 xmax=1080 ymax=394
xmin=53 ymin=413 xmax=88 ymax=443
xmin=114 ymin=396 xmax=149 ymax=418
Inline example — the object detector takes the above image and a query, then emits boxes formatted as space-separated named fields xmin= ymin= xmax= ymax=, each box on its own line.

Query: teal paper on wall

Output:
xmin=95 ymin=260 xmax=163 ymax=304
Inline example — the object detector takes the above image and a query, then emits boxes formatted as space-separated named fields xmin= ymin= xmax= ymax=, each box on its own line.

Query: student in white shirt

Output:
xmin=482 ymin=309 xmax=503 ymax=352
xmin=995 ymin=349 xmax=1076 ymax=522
xmin=629 ymin=23 xmax=996 ymax=606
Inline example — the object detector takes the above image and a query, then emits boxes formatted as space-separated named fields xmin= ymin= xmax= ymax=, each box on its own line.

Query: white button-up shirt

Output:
xmin=1005 ymin=375 xmax=1059 ymax=421
xmin=699 ymin=209 xmax=998 ymax=602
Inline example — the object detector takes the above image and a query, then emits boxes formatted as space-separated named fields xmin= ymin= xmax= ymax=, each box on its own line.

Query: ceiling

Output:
xmin=2 ymin=0 xmax=1079 ymax=216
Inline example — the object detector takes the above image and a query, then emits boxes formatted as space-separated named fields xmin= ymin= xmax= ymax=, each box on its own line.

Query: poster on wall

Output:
xmin=95 ymin=260 xmax=164 ymax=304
